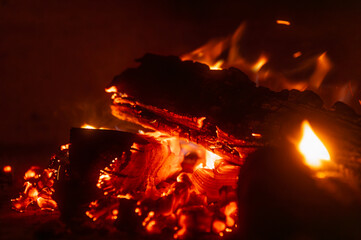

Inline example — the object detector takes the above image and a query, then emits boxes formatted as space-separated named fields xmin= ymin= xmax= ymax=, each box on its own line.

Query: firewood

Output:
xmin=55 ymin=128 xmax=144 ymax=224
xmin=109 ymin=54 xmax=361 ymax=181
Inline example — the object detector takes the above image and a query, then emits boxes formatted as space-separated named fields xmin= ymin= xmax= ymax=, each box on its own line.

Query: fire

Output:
xmin=224 ymin=201 xmax=237 ymax=227
xmin=298 ymin=120 xmax=330 ymax=168
xmin=180 ymin=21 xmax=338 ymax=101
xmin=251 ymin=133 xmax=262 ymax=138
xmin=276 ymin=20 xmax=291 ymax=26
xmin=81 ymin=124 xmax=96 ymax=129
xmin=60 ymin=143 xmax=70 ymax=150
xmin=3 ymin=165 xmax=12 ymax=173
xmin=293 ymin=51 xmax=302 ymax=58
xmin=12 ymin=167 xmax=58 ymax=212
xmin=181 ymin=23 xmax=246 ymax=71
xmin=84 ymin=132 xmax=239 ymax=238
xmin=105 ymin=86 xmax=118 ymax=93
xmin=251 ymin=55 xmax=268 ymax=72
xmin=81 ymin=123 xmax=108 ymax=130
xmin=209 ymin=60 xmax=224 ymax=70
xmin=204 ymin=150 xmax=222 ymax=169
xmin=24 ymin=168 xmax=36 ymax=179
xmin=11 ymin=143 xmax=69 ymax=212
xmin=309 ymin=52 xmax=332 ymax=89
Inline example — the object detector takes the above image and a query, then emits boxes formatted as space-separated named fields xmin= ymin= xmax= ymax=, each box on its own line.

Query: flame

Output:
xmin=276 ymin=20 xmax=291 ymax=26
xmin=224 ymin=201 xmax=237 ymax=227
xmin=251 ymin=55 xmax=268 ymax=72
xmin=60 ymin=143 xmax=70 ymax=151
xmin=28 ymin=188 xmax=39 ymax=198
xmin=3 ymin=165 xmax=12 ymax=173
xmin=298 ymin=120 xmax=330 ymax=168
xmin=209 ymin=60 xmax=224 ymax=70
xmin=105 ymin=86 xmax=118 ymax=93
xmin=181 ymin=23 xmax=246 ymax=71
xmin=83 ymin=132 xmax=239 ymax=237
xmin=81 ymin=124 xmax=96 ymax=129
xmin=204 ymin=150 xmax=222 ymax=169
xmin=197 ymin=117 xmax=206 ymax=128
xmin=213 ymin=220 xmax=226 ymax=233
xmin=181 ymin=21 xmax=337 ymax=100
xmin=309 ymin=52 xmax=332 ymax=89
xmin=251 ymin=133 xmax=262 ymax=138
xmin=24 ymin=169 xmax=36 ymax=179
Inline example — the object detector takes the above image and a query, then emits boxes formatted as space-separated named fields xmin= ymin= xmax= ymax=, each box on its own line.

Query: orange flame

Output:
xmin=105 ymin=86 xmax=118 ymax=93
xmin=213 ymin=220 xmax=226 ymax=233
xmin=276 ymin=20 xmax=291 ymax=26
xmin=209 ymin=60 xmax=224 ymax=70
xmin=251 ymin=133 xmax=262 ymax=138
xmin=81 ymin=123 xmax=108 ymax=130
xmin=60 ymin=143 xmax=70 ymax=151
xmin=3 ymin=165 xmax=12 ymax=173
xmin=298 ymin=120 xmax=330 ymax=168
xmin=200 ymin=150 xmax=222 ymax=169
xmin=181 ymin=23 xmax=246 ymax=71
xmin=251 ymin=55 xmax=268 ymax=72
xmin=81 ymin=124 xmax=96 ymax=129
xmin=309 ymin=52 xmax=332 ymax=89
xmin=24 ymin=169 xmax=36 ymax=179
xmin=224 ymin=201 xmax=237 ymax=227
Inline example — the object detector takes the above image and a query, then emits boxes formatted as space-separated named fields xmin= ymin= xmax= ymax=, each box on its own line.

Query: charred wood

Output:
xmin=55 ymin=128 xmax=144 ymax=224
xmin=109 ymin=54 xmax=361 ymax=181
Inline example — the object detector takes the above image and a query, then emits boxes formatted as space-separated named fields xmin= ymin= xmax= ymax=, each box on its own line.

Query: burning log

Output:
xmin=108 ymin=54 xmax=361 ymax=181
xmin=11 ymin=54 xmax=361 ymax=239
xmin=55 ymin=128 xmax=144 ymax=224
xmin=103 ymin=54 xmax=361 ymax=238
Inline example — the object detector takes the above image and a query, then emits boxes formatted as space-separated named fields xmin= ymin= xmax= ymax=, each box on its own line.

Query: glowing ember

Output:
xmin=213 ymin=220 xmax=226 ymax=233
xmin=209 ymin=60 xmax=224 ymax=70
xmin=24 ymin=168 xmax=37 ymax=179
xmin=11 ymin=144 xmax=69 ymax=212
xmin=3 ymin=165 xmax=12 ymax=173
xmin=105 ymin=86 xmax=118 ymax=93
xmin=197 ymin=117 xmax=206 ymax=128
xmin=224 ymin=201 xmax=237 ymax=227
xmin=12 ymin=167 xmax=58 ymax=212
xmin=276 ymin=20 xmax=291 ymax=26
xmin=204 ymin=150 xmax=222 ymax=169
xmin=81 ymin=124 xmax=96 ymax=129
xmin=298 ymin=120 xmax=330 ymax=168
xmin=60 ymin=143 xmax=70 ymax=151
xmin=293 ymin=51 xmax=302 ymax=58
xmin=84 ymin=132 xmax=239 ymax=238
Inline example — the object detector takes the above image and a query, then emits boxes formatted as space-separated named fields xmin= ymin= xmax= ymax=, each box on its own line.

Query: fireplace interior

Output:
xmin=2 ymin=1 xmax=361 ymax=239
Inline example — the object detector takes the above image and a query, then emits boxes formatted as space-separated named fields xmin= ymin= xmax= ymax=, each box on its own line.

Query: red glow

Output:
xmin=24 ymin=169 xmax=36 ymax=179
xmin=105 ymin=86 xmax=118 ymax=93
xmin=112 ymin=209 xmax=119 ymax=216
xmin=276 ymin=20 xmax=291 ymax=26
xmin=28 ymin=188 xmax=39 ymax=198
xmin=213 ymin=220 xmax=226 ymax=233
xmin=3 ymin=165 xmax=12 ymax=173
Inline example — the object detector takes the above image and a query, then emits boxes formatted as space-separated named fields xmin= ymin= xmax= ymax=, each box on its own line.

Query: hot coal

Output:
xmin=55 ymin=128 xmax=145 ymax=224
xmin=109 ymin=54 xmax=361 ymax=180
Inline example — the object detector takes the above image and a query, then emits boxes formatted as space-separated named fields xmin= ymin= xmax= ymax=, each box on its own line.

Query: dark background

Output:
xmin=1 ymin=0 xmax=361 ymax=170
